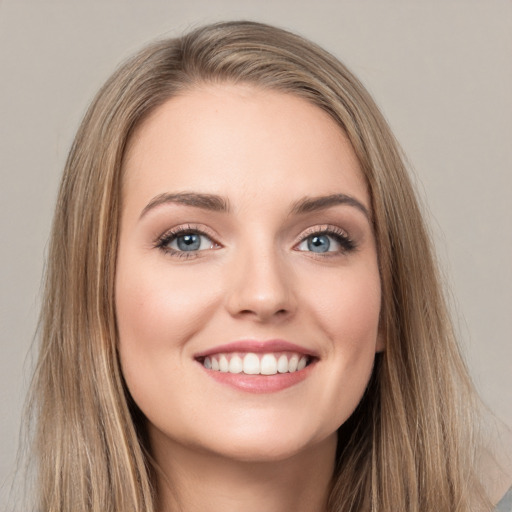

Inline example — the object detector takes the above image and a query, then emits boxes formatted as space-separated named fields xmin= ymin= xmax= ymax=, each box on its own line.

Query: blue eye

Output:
xmin=296 ymin=230 xmax=355 ymax=254
xmin=306 ymin=234 xmax=332 ymax=253
xmin=174 ymin=233 xmax=202 ymax=251
xmin=157 ymin=229 xmax=217 ymax=255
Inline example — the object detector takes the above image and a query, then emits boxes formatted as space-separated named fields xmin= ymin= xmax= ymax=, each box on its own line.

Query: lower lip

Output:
xmin=199 ymin=361 xmax=316 ymax=393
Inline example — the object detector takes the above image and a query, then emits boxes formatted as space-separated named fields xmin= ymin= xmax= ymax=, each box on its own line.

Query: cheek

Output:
xmin=114 ymin=255 xmax=221 ymax=399
xmin=114 ymin=256 xmax=227 ymax=433
xmin=328 ymin=270 xmax=381 ymax=375
xmin=306 ymin=261 xmax=381 ymax=346
xmin=300 ymin=263 xmax=381 ymax=426
xmin=116 ymin=256 xmax=220 ymax=350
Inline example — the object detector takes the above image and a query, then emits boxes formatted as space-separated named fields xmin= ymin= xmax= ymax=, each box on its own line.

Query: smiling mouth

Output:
xmin=197 ymin=351 xmax=313 ymax=375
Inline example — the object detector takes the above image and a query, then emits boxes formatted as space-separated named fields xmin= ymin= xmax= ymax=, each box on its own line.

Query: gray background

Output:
xmin=1 ymin=0 xmax=511 ymax=505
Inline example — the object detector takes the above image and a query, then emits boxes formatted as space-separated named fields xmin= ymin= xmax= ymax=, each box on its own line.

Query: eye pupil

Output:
xmin=177 ymin=233 xmax=201 ymax=251
xmin=308 ymin=235 xmax=330 ymax=253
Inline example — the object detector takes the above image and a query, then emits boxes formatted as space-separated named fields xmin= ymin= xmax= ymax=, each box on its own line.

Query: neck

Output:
xmin=150 ymin=433 xmax=337 ymax=512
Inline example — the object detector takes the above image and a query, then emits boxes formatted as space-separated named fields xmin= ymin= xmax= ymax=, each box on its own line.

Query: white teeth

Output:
xmin=243 ymin=353 xmax=260 ymax=374
xmin=229 ymin=355 xmax=243 ymax=374
xmin=202 ymin=352 xmax=311 ymax=375
xmin=260 ymin=354 xmax=278 ymax=375
xmin=277 ymin=354 xmax=288 ymax=373
xmin=219 ymin=355 xmax=229 ymax=372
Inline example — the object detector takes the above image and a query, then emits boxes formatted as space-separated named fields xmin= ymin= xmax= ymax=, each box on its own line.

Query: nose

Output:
xmin=225 ymin=245 xmax=297 ymax=323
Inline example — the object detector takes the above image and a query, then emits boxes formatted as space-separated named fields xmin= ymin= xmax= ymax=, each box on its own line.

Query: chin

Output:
xmin=194 ymin=422 xmax=337 ymax=464
xmin=212 ymin=439 xmax=307 ymax=463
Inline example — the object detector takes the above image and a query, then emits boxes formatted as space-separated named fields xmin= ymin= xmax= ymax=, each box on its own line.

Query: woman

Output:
xmin=27 ymin=20 xmax=510 ymax=511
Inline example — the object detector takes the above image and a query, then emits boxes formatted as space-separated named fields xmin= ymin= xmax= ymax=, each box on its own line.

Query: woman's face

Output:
xmin=116 ymin=84 xmax=383 ymax=462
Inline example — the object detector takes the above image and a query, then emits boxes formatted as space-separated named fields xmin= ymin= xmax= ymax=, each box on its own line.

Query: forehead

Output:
xmin=122 ymin=84 xmax=369 ymax=211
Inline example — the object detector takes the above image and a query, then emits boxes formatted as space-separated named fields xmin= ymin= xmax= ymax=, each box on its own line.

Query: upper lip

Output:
xmin=194 ymin=339 xmax=319 ymax=359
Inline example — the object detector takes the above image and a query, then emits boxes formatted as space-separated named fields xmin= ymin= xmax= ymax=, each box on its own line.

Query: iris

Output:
xmin=177 ymin=233 xmax=201 ymax=251
xmin=308 ymin=235 xmax=330 ymax=253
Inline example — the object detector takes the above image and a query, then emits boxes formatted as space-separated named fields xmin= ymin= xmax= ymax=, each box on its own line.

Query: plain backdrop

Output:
xmin=1 ymin=0 xmax=511 ymax=506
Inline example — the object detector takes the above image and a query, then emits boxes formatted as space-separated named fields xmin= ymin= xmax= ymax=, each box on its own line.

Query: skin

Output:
xmin=116 ymin=84 xmax=383 ymax=512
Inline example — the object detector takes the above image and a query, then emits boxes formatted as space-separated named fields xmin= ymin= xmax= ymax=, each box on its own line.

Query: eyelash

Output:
xmin=155 ymin=224 xmax=219 ymax=259
xmin=154 ymin=224 xmax=356 ymax=259
xmin=295 ymin=225 xmax=356 ymax=256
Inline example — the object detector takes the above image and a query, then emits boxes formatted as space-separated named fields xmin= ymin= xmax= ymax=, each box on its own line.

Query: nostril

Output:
xmin=237 ymin=307 xmax=290 ymax=320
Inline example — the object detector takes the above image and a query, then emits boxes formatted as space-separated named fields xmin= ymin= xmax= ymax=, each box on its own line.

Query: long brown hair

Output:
xmin=29 ymin=21 xmax=489 ymax=511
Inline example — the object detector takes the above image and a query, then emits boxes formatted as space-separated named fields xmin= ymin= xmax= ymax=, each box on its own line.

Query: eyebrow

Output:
xmin=139 ymin=192 xmax=230 ymax=219
xmin=139 ymin=191 xmax=370 ymax=220
xmin=290 ymin=194 xmax=370 ymax=219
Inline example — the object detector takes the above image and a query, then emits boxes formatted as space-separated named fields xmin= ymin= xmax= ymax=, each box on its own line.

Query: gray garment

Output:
xmin=496 ymin=487 xmax=512 ymax=512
